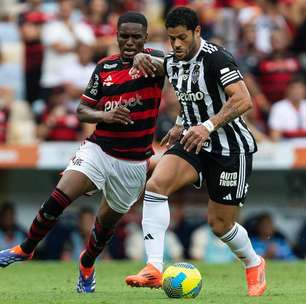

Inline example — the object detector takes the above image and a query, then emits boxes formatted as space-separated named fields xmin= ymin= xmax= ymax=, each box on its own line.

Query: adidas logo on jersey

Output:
xmin=103 ymin=75 xmax=113 ymax=86
xmin=223 ymin=193 xmax=232 ymax=201
xmin=144 ymin=233 xmax=154 ymax=240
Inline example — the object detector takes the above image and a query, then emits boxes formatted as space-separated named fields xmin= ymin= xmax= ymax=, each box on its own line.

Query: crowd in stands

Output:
xmin=1 ymin=199 xmax=305 ymax=262
xmin=0 ymin=0 xmax=306 ymax=143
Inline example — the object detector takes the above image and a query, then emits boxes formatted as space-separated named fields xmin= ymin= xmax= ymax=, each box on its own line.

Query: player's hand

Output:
xmin=101 ymin=106 xmax=134 ymax=125
xmin=160 ymin=125 xmax=183 ymax=148
xmin=180 ymin=125 xmax=210 ymax=154
xmin=132 ymin=53 xmax=157 ymax=78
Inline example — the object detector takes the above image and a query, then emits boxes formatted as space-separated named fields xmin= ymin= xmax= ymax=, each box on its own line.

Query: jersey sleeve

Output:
xmin=209 ymin=48 xmax=243 ymax=89
xmin=81 ymin=64 xmax=103 ymax=106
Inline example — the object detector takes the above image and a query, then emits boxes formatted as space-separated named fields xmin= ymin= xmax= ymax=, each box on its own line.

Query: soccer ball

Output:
xmin=162 ymin=262 xmax=202 ymax=298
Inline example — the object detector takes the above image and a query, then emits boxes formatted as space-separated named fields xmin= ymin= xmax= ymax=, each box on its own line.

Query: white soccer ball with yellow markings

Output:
xmin=162 ymin=262 xmax=202 ymax=298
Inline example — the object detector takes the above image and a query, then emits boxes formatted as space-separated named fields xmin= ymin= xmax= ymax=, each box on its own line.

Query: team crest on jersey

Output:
xmin=103 ymin=75 xmax=113 ymax=86
xmin=192 ymin=64 xmax=200 ymax=84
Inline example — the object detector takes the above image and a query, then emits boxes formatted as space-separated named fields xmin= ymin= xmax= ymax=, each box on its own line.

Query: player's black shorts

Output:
xmin=164 ymin=142 xmax=253 ymax=206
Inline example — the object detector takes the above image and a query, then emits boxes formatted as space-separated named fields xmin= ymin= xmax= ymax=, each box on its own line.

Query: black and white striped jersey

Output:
xmin=164 ymin=39 xmax=257 ymax=156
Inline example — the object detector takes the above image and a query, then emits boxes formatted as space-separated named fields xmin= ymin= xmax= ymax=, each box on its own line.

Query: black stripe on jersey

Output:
xmin=171 ymin=62 xmax=179 ymax=87
xmin=231 ymin=121 xmax=250 ymax=153
xmin=100 ymin=148 xmax=154 ymax=160
xmin=91 ymin=134 xmax=154 ymax=149
xmin=181 ymin=63 xmax=198 ymax=126
xmin=96 ymin=117 xmax=156 ymax=132
xmin=102 ymin=76 xmax=163 ymax=96
xmin=238 ymin=117 xmax=257 ymax=153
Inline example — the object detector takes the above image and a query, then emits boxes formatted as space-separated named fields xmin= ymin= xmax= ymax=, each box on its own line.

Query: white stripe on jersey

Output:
xmin=236 ymin=154 xmax=246 ymax=198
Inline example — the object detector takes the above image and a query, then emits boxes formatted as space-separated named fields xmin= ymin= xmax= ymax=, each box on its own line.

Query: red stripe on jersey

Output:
xmin=101 ymin=68 xmax=141 ymax=85
xmin=94 ymin=127 xmax=155 ymax=138
xmin=81 ymin=94 xmax=98 ymax=105
xmin=130 ymin=109 xmax=159 ymax=120
xmin=101 ymin=86 xmax=161 ymax=102
xmin=112 ymin=145 xmax=152 ymax=153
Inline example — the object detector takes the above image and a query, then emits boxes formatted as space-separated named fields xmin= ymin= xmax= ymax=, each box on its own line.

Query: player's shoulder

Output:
xmin=201 ymin=41 xmax=235 ymax=61
xmin=97 ymin=54 xmax=120 ymax=66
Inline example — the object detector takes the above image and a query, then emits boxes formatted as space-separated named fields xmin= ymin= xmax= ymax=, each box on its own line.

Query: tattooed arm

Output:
xmin=210 ymin=80 xmax=252 ymax=129
xmin=180 ymin=80 xmax=252 ymax=154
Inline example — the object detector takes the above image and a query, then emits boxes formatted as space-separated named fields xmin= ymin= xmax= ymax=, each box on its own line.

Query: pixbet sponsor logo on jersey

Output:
xmin=104 ymin=94 xmax=143 ymax=112
xmin=219 ymin=171 xmax=237 ymax=187
xmin=175 ymin=90 xmax=204 ymax=102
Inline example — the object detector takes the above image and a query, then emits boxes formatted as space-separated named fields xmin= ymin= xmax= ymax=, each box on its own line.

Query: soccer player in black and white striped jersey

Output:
xmin=126 ymin=7 xmax=266 ymax=296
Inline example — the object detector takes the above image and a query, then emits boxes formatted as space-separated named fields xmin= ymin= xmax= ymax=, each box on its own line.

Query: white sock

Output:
xmin=220 ymin=222 xmax=261 ymax=268
xmin=142 ymin=191 xmax=170 ymax=272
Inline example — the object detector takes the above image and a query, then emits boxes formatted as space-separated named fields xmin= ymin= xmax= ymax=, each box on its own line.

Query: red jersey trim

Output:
xmin=81 ymin=94 xmax=98 ymax=105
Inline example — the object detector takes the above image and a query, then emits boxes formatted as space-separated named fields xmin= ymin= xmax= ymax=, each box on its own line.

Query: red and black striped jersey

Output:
xmin=81 ymin=48 xmax=165 ymax=160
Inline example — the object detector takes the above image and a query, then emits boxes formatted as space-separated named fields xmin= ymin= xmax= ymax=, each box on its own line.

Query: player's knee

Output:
xmin=208 ymin=216 xmax=233 ymax=237
xmin=146 ymin=178 xmax=168 ymax=196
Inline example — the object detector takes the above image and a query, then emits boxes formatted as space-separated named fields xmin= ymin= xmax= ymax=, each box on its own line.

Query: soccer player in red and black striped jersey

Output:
xmin=0 ymin=12 xmax=165 ymax=293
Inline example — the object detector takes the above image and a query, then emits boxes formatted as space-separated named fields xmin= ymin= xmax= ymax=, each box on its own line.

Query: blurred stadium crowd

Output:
xmin=2 ymin=198 xmax=306 ymax=263
xmin=1 ymin=0 xmax=306 ymax=143
xmin=1 ymin=0 xmax=306 ymax=263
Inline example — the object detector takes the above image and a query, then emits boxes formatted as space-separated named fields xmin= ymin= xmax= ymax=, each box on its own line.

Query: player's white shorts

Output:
xmin=65 ymin=140 xmax=148 ymax=213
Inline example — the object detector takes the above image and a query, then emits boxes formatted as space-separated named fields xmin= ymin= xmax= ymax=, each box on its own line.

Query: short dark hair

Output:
xmin=165 ymin=7 xmax=199 ymax=31
xmin=117 ymin=11 xmax=148 ymax=30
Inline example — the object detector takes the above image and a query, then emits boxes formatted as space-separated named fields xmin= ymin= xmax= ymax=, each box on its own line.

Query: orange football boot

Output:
xmin=125 ymin=263 xmax=162 ymax=288
xmin=246 ymin=257 xmax=266 ymax=296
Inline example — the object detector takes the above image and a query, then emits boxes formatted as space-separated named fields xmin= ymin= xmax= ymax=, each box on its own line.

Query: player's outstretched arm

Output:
xmin=132 ymin=53 xmax=165 ymax=78
xmin=77 ymin=101 xmax=133 ymax=125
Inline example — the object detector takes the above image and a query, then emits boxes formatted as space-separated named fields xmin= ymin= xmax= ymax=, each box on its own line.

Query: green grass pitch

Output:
xmin=0 ymin=261 xmax=305 ymax=304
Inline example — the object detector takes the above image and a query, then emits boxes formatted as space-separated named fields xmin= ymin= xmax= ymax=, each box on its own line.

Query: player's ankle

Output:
xmin=245 ymin=255 xmax=262 ymax=269
xmin=148 ymin=261 xmax=163 ymax=272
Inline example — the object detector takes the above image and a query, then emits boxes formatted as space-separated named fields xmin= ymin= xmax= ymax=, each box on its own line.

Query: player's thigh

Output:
xmin=104 ymin=159 xmax=147 ymax=213
xmin=57 ymin=141 xmax=106 ymax=200
xmin=147 ymin=154 xmax=198 ymax=196
xmin=56 ymin=170 xmax=96 ymax=201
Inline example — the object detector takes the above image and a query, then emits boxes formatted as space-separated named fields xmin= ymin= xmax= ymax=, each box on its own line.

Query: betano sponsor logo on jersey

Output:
xmin=104 ymin=94 xmax=143 ymax=112
xmin=175 ymin=90 xmax=205 ymax=102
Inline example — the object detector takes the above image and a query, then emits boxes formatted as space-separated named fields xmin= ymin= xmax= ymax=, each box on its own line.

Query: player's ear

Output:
xmin=194 ymin=26 xmax=201 ymax=39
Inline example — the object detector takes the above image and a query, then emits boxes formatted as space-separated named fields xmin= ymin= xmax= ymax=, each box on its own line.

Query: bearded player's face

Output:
xmin=167 ymin=25 xmax=201 ymax=61
xmin=117 ymin=23 xmax=148 ymax=61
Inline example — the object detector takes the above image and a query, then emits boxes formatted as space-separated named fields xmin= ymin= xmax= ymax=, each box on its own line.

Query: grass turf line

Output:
xmin=0 ymin=261 xmax=305 ymax=304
